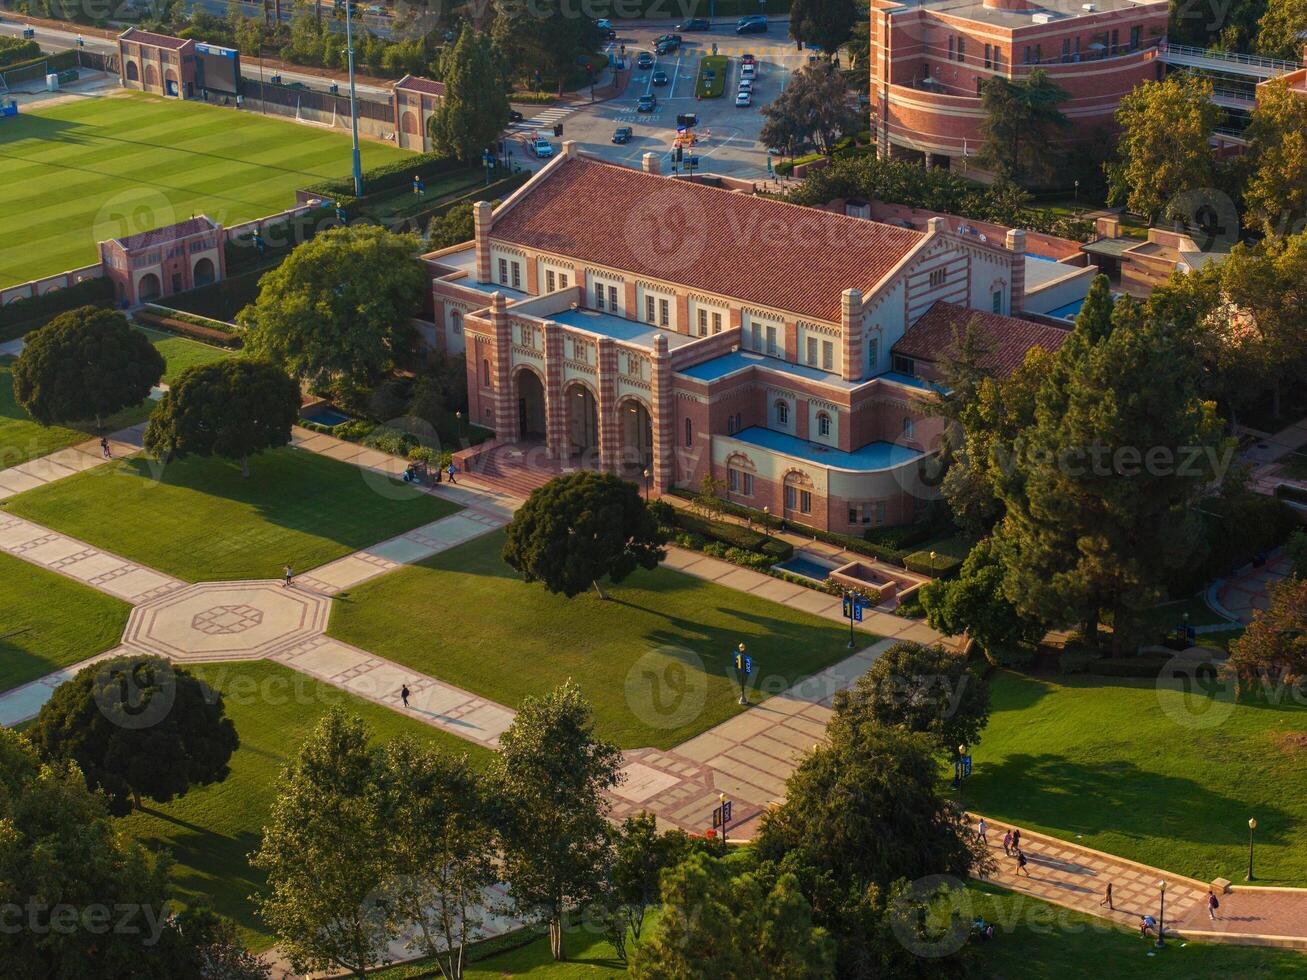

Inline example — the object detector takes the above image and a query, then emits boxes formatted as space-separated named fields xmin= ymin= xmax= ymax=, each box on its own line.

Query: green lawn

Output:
xmin=696 ymin=55 xmax=729 ymax=97
xmin=120 ymin=660 xmax=492 ymax=951
xmin=0 ymin=91 xmax=412 ymax=287
xmin=329 ymin=530 xmax=861 ymax=749
xmin=0 ymin=551 xmax=130 ymax=692
xmin=0 ymin=329 xmax=231 ymax=470
xmin=5 ymin=447 xmax=459 ymax=581
xmin=963 ymin=671 xmax=1307 ymax=885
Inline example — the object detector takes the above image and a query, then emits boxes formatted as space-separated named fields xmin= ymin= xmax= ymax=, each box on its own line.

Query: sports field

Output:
xmin=0 ymin=90 xmax=412 ymax=287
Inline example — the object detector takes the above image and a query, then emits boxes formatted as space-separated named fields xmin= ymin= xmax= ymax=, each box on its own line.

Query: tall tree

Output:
xmin=494 ymin=681 xmax=623 ymax=961
xmin=252 ymin=708 xmax=394 ymax=978
xmin=12 ymin=306 xmax=164 ymax=429
xmin=29 ymin=654 xmax=238 ymax=815
xmin=502 ymin=471 xmax=665 ymax=599
xmin=145 ymin=359 xmax=300 ymax=478
xmin=976 ymin=70 xmax=1071 ymax=185
xmin=789 ymin=0 xmax=858 ymax=56
xmin=629 ymin=853 xmax=835 ymax=979
xmin=427 ymin=26 xmax=509 ymax=163
xmin=759 ymin=60 xmax=862 ymax=156
xmin=1243 ymin=78 xmax=1307 ymax=237
xmin=1229 ymin=576 xmax=1307 ymax=696
xmin=1256 ymin=0 xmax=1307 ymax=60
xmin=490 ymin=0 xmax=598 ymax=96
xmin=239 ymin=225 xmax=426 ymax=387
xmin=1107 ymin=73 xmax=1219 ymax=223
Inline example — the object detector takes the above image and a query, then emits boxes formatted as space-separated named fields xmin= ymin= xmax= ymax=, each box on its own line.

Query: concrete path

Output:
xmin=1208 ymin=552 xmax=1292 ymax=625
xmin=0 ymin=436 xmax=137 ymax=501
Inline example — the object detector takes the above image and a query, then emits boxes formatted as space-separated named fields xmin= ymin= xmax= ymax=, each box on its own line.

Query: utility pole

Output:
xmin=345 ymin=0 xmax=363 ymax=197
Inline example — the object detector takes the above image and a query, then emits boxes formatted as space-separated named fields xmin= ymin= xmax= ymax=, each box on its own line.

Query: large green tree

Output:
xmin=427 ymin=26 xmax=509 ymax=162
xmin=1229 ymin=576 xmax=1307 ymax=696
xmin=252 ymin=708 xmax=393 ymax=978
xmin=494 ymin=681 xmax=623 ymax=961
xmin=12 ymin=306 xmax=164 ymax=429
xmin=239 ymin=225 xmax=426 ymax=387
xmin=144 ymin=359 xmax=300 ymax=477
xmin=1244 ymin=79 xmax=1307 ymax=236
xmin=759 ymin=60 xmax=862 ymax=156
xmin=976 ymin=70 xmax=1071 ymax=185
xmin=789 ymin=0 xmax=858 ymax=57
xmin=1257 ymin=0 xmax=1307 ymax=59
xmin=1107 ymin=73 xmax=1219 ymax=222
xmin=490 ymin=0 xmax=599 ymax=95
xmin=29 ymin=654 xmax=238 ymax=816
xmin=502 ymin=471 xmax=665 ymax=599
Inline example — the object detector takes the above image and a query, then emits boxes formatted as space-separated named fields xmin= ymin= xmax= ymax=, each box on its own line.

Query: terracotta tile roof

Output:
xmin=894 ymin=300 xmax=1069 ymax=377
xmin=119 ymin=28 xmax=191 ymax=50
xmin=395 ymin=75 xmax=446 ymax=96
xmin=118 ymin=216 xmax=217 ymax=251
xmin=489 ymin=156 xmax=926 ymax=322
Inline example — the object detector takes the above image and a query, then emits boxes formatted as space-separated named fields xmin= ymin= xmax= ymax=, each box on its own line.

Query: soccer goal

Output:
xmin=0 ymin=59 xmax=49 ymax=94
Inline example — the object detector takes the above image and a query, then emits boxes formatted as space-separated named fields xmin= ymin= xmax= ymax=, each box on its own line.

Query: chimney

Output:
xmin=563 ymin=140 xmax=578 ymax=157
xmin=642 ymin=152 xmax=661 ymax=176
xmin=1095 ymin=215 xmax=1121 ymax=239
xmin=927 ymin=216 xmax=946 ymax=235
xmin=473 ymin=201 xmax=493 ymax=284
xmin=840 ymin=287 xmax=863 ymax=383
xmin=1005 ymin=229 xmax=1026 ymax=315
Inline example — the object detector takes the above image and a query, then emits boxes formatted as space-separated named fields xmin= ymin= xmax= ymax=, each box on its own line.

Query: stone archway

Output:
xmin=514 ymin=368 xmax=546 ymax=440
xmin=402 ymin=110 xmax=418 ymax=134
xmin=137 ymin=272 xmax=162 ymax=302
xmin=145 ymin=64 xmax=158 ymax=88
xmin=616 ymin=397 xmax=652 ymax=473
xmin=125 ymin=60 xmax=139 ymax=82
xmin=193 ymin=257 xmax=216 ymax=287
xmin=565 ymin=381 xmax=599 ymax=462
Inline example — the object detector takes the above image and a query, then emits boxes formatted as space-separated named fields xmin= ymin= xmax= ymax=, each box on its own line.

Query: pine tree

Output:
xmin=427 ymin=26 xmax=510 ymax=163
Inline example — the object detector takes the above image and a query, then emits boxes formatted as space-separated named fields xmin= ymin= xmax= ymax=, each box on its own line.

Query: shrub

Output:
xmin=0 ymin=277 xmax=116 ymax=342
xmin=1088 ymin=654 xmax=1215 ymax=678
xmin=983 ymin=643 xmax=1036 ymax=669
xmin=863 ymin=523 xmax=933 ymax=551
xmin=723 ymin=547 xmax=777 ymax=570
xmin=0 ymin=36 xmax=40 ymax=68
xmin=904 ymin=550 xmax=964 ymax=578
xmin=303 ymin=152 xmax=465 ymax=202
xmin=760 ymin=538 xmax=794 ymax=561
xmin=1057 ymin=649 xmax=1099 ymax=674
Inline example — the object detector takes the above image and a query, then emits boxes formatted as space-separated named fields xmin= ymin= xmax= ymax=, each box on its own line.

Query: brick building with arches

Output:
xmin=392 ymin=76 xmax=446 ymax=152
xmin=118 ymin=28 xmax=197 ymax=99
xmin=98 ymin=216 xmax=226 ymax=308
xmin=424 ymin=145 xmax=1068 ymax=532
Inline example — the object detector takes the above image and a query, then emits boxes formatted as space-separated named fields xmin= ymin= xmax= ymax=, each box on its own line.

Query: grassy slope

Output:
xmin=0 ymin=551 xmax=130 ymax=692
xmin=121 ymin=660 xmax=493 ymax=952
xmin=964 ymin=671 xmax=1307 ymax=885
xmin=329 ymin=530 xmax=861 ymax=749
xmin=5 ymin=448 xmax=458 ymax=581
xmin=0 ymin=329 xmax=230 ymax=470
xmin=0 ymin=91 xmax=411 ymax=286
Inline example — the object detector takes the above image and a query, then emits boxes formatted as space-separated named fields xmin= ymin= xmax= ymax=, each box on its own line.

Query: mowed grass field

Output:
xmin=0 ymin=91 xmax=412 ymax=286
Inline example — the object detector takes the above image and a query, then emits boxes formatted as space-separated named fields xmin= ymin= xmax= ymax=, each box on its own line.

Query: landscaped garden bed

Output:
xmin=695 ymin=55 xmax=729 ymax=98
xmin=135 ymin=306 xmax=243 ymax=348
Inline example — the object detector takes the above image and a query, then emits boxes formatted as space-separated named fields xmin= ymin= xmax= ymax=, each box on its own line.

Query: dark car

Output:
xmin=636 ymin=51 xmax=654 ymax=69
xmin=637 ymin=94 xmax=657 ymax=112
xmin=612 ymin=126 xmax=633 ymax=143
xmin=676 ymin=18 xmax=709 ymax=30
xmin=736 ymin=17 xmax=768 ymax=34
xmin=656 ymin=38 xmax=679 ymax=54
xmin=508 ymin=109 xmax=524 ymax=123
xmin=652 ymin=69 xmax=669 ymax=86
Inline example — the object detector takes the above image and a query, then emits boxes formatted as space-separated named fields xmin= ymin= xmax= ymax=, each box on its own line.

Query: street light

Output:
xmin=719 ymin=792 xmax=729 ymax=843
xmin=1247 ymin=817 xmax=1257 ymax=881
xmin=343 ymin=0 xmax=363 ymax=197
xmin=1155 ymin=880 xmax=1167 ymax=948
xmin=736 ymin=642 xmax=748 ymax=705
xmin=954 ymin=744 xmax=969 ymax=796
xmin=642 ymin=467 xmax=651 ymax=501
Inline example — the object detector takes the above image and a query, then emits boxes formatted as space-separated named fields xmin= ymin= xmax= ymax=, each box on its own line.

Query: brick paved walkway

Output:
xmin=1208 ymin=552 xmax=1292 ymax=625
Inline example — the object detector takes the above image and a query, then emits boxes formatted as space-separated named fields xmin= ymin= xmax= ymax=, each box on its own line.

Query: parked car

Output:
xmin=656 ymin=38 xmax=679 ymax=54
xmin=737 ymin=78 xmax=753 ymax=93
xmin=612 ymin=126 xmax=633 ymax=143
xmin=740 ymin=62 xmax=756 ymax=79
xmin=652 ymin=69 xmax=669 ymax=86
xmin=508 ymin=109 xmax=524 ymax=122
xmin=636 ymin=51 xmax=654 ymax=69
xmin=532 ymin=137 xmax=554 ymax=158
xmin=637 ymin=94 xmax=657 ymax=112
xmin=676 ymin=18 xmax=710 ymax=30
xmin=735 ymin=90 xmax=752 ymax=106
xmin=741 ymin=52 xmax=757 ymax=66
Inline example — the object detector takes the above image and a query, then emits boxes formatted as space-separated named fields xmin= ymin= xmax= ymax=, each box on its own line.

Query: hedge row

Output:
xmin=0 ymin=36 xmax=39 ymax=68
xmin=303 ymin=152 xmax=466 ymax=203
xmin=863 ymin=522 xmax=935 ymax=551
xmin=673 ymin=510 xmax=794 ymax=561
xmin=134 ymin=309 xmax=243 ymax=348
xmin=0 ymin=277 xmax=116 ymax=342
xmin=224 ymin=205 xmax=336 ymax=275
xmin=162 ymin=265 xmax=272 ymax=323
xmin=0 ymin=47 xmax=76 ymax=80
xmin=904 ymin=550 xmax=963 ymax=578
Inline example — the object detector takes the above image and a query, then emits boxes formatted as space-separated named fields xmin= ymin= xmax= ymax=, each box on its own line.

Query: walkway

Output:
xmin=0 ymin=435 xmax=137 ymax=501
xmin=1208 ymin=551 xmax=1292 ymax=625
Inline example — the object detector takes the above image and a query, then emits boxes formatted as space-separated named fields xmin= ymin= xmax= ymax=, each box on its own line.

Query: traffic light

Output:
xmin=676 ymin=145 xmax=683 ymax=162
xmin=677 ymin=113 xmax=698 ymax=128
xmin=553 ymin=123 xmax=563 ymax=137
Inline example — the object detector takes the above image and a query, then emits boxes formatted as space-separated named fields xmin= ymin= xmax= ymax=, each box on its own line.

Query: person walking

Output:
xmin=401 ymin=684 xmax=410 ymax=708
xmin=977 ymin=818 xmax=988 ymax=846
xmin=1011 ymin=828 xmax=1021 ymax=852
xmin=1101 ymin=882 xmax=1114 ymax=910
xmin=446 ymin=461 xmax=457 ymax=484
xmin=100 ymin=436 xmax=111 ymax=459
xmin=1207 ymin=890 xmax=1220 ymax=920
xmin=1015 ymin=850 xmax=1030 ymax=877
xmin=283 ymin=564 xmax=293 ymax=588
xmin=1002 ymin=830 xmax=1013 ymax=856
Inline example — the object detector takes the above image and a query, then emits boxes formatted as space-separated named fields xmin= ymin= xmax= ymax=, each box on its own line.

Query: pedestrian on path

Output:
xmin=283 ymin=564 xmax=293 ymax=588
xmin=1139 ymin=915 xmax=1157 ymax=938
xmin=1208 ymin=890 xmax=1220 ymax=920
xmin=1101 ymin=882 xmax=1113 ymax=910
xmin=446 ymin=462 xmax=457 ymax=484
xmin=977 ymin=818 xmax=988 ymax=846
xmin=1015 ymin=850 xmax=1030 ymax=876
xmin=1011 ymin=828 xmax=1021 ymax=852
xmin=100 ymin=437 xmax=111 ymax=459
xmin=1002 ymin=830 xmax=1013 ymax=856
xmin=401 ymin=684 xmax=410 ymax=708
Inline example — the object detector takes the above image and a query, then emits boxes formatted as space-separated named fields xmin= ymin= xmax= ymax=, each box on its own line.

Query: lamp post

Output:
xmin=343 ymin=0 xmax=363 ymax=197
xmin=719 ymin=792 xmax=729 ymax=843
xmin=1246 ymin=817 xmax=1257 ymax=881
xmin=1155 ymin=880 xmax=1167 ymax=948
xmin=642 ymin=467 xmax=651 ymax=501
xmin=735 ymin=642 xmax=748 ymax=705
xmin=954 ymin=744 xmax=969 ymax=797
xmin=843 ymin=589 xmax=857 ymax=649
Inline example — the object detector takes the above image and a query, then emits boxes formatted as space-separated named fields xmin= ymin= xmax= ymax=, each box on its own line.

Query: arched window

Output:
xmin=482 ymin=358 xmax=491 ymax=387
xmin=775 ymin=400 xmax=789 ymax=426
xmin=903 ymin=416 xmax=915 ymax=439
xmin=817 ymin=412 xmax=831 ymax=436
xmin=684 ymin=418 xmax=692 ymax=448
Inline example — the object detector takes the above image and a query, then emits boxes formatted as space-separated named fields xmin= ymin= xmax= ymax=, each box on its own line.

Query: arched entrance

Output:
xmin=125 ymin=60 xmax=139 ymax=82
xmin=515 ymin=368 xmax=546 ymax=440
xmin=193 ymin=257 xmax=216 ymax=287
xmin=137 ymin=272 xmax=161 ymax=302
xmin=566 ymin=382 xmax=599 ymax=462
xmin=617 ymin=397 xmax=652 ymax=472
xmin=145 ymin=64 xmax=158 ymax=88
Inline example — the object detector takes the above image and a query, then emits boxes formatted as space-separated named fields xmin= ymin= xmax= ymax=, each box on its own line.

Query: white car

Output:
xmin=596 ymin=18 xmax=611 ymax=28
xmin=737 ymin=78 xmax=753 ymax=93
xmin=740 ymin=62 xmax=757 ymax=79
xmin=735 ymin=90 xmax=752 ymax=107
xmin=533 ymin=138 xmax=554 ymax=158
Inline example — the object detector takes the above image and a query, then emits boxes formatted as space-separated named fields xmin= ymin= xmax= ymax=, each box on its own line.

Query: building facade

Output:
xmin=426 ymin=146 xmax=1065 ymax=532
xmin=869 ymin=0 xmax=1170 ymax=168
xmin=99 ymin=216 xmax=225 ymax=308
xmin=392 ymin=76 xmax=446 ymax=152
xmin=118 ymin=28 xmax=197 ymax=99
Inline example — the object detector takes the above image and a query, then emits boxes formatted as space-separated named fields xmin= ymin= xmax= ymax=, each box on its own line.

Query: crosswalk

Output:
xmin=508 ymin=105 xmax=575 ymax=134
xmin=681 ymin=45 xmax=798 ymax=56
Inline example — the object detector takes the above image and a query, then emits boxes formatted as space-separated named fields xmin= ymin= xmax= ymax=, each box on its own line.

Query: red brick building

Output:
xmin=99 ymin=216 xmax=225 ymax=308
xmin=425 ymin=146 xmax=1066 ymax=532
xmin=392 ymin=75 xmax=446 ymax=152
xmin=118 ymin=28 xmax=196 ymax=99
xmin=869 ymin=0 xmax=1170 ymax=168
